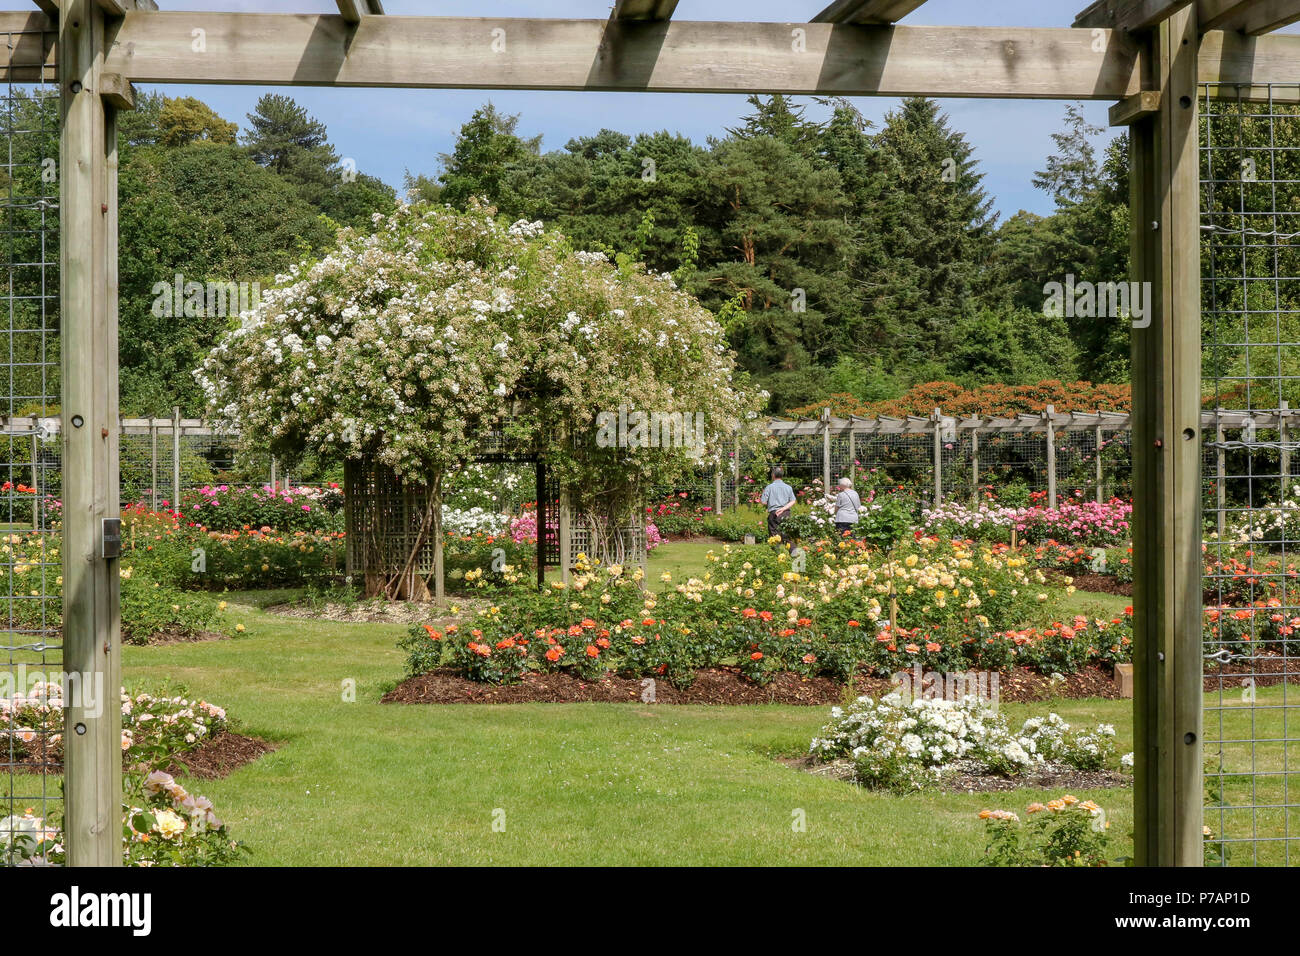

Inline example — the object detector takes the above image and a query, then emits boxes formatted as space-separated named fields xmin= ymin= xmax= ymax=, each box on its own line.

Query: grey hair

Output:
xmin=771 ymin=466 xmax=784 ymax=479
xmin=838 ymin=477 xmax=853 ymax=488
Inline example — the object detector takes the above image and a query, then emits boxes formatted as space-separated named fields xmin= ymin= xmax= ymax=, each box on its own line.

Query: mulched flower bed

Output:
xmin=383 ymin=664 xmax=1124 ymax=706
xmin=10 ymin=731 xmax=273 ymax=780
xmin=126 ymin=628 xmax=230 ymax=647
xmin=1204 ymin=654 xmax=1300 ymax=692
xmin=164 ymin=732 xmax=275 ymax=780
xmin=781 ymin=755 xmax=1131 ymax=793
xmin=268 ymin=599 xmax=484 ymax=625
xmin=1069 ymin=573 xmax=1132 ymax=597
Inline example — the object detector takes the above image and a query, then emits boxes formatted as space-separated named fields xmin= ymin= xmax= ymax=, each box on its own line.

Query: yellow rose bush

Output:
xmin=402 ymin=535 xmax=1133 ymax=687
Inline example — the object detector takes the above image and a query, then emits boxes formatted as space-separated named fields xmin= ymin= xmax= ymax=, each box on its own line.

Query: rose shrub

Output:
xmin=401 ymin=536 xmax=1134 ymax=687
xmin=809 ymin=693 xmax=1121 ymax=792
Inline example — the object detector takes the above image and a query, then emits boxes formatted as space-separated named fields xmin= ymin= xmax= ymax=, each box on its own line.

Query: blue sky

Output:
xmin=7 ymin=0 xmax=1245 ymax=217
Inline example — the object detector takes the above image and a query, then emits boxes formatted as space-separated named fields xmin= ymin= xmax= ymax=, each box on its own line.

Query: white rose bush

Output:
xmin=197 ymin=201 xmax=763 ymax=599
xmin=809 ymin=693 xmax=1121 ymax=791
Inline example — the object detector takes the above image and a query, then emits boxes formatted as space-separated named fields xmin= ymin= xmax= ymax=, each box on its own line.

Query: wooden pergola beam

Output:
xmin=1199 ymin=0 xmax=1300 ymax=35
xmin=812 ymin=0 xmax=930 ymax=24
xmin=4 ymin=12 xmax=56 ymax=81
xmin=335 ymin=0 xmax=384 ymax=23
xmin=611 ymin=0 xmax=680 ymax=20
xmin=1109 ymin=89 xmax=1161 ymax=125
xmin=3 ymin=12 xmax=1295 ymax=102
xmin=100 ymin=14 xmax=1146 ymax=99
xmin=1075 ymin=1 xmax=1193 ymax=32
xmin=96 ymin=0 xmax=159 ymax=13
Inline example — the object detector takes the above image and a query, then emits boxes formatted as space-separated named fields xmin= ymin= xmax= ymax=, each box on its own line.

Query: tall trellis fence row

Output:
xmin=6 ymin=0 xmax=1298 ymax=870
xmin=1200 ymin=82 xmax=1300 ymax=867
xmin=0 ymin=411 xmax=304 ymax=520
xmin=1 ymin=28 xmax=56 ymax=866
xmin=672 ymin=408 xmax=1138 ymax=514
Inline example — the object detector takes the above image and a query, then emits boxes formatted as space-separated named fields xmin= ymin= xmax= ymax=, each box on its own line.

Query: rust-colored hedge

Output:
xmin=787 ymin=381 xmax=1132 ymax=420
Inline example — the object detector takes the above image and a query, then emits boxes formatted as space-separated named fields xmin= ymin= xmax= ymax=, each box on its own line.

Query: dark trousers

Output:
xmin=835 ymin=522 xmax=854 ymax=536
xmin=767 ymin=510 xmax=787 ymax=540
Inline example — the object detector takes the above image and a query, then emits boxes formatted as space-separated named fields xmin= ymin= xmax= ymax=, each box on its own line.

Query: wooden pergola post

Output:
xmin=1280 ymin=399 xmax=1291 ymax=496
xmin=60 ymin=0 xmax=122 ymax=867
xmin=1044 ymin=405 xmax=1057 ymax=509
xmin=1215 ymin=414 xmax=1226 ymax=538
xmin=149 ymin=418 xmax=158 ymax=510
xmin=558 ymin=488 xmax=572 ymax=584
xmin=931 ymin=407 xmax=943 ymax=507
xmin=1127 ymin=3 xmax=1204 ymax=867
xmin=821 ymin=407 xmax=831 ymax=491
xmin=1095 ymin=422 xmax=1105 ymax=503
xmin=171 ymin=404 xmax=181 ymax=509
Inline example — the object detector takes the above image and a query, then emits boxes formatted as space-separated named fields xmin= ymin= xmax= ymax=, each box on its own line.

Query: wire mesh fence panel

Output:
xmin=1201 ymin=82 xmax=1300 ymax=867
xmin=973 ymin=430 xmax=1049 ymax=499
xmin=852 ymin=433 xmax=933 ymax=504
xmin=939 ymin=431 xmax=973 ymax=503
xmin=1056 ymin=427 xmax=1101 ymax=500
xmin=1100 ymin=427 xmax=1133 ymax=502
xmin=1 ymin=30 xmax=59 ymax=867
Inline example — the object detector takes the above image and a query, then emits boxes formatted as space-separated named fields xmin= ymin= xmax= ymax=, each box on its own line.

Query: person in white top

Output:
xmin=831 ymin=477 xmax=862 ymax=536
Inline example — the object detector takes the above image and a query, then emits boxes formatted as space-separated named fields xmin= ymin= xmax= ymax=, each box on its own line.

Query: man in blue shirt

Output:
xmin=760 ymin=467 xmax=796 ymax=541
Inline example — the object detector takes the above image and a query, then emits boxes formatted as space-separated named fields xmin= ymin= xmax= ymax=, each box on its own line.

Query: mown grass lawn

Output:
xmin=10 ymin=541 xmax=1292 ymax=865
xmin=115 ymin=592 xmax=1137 ymax=866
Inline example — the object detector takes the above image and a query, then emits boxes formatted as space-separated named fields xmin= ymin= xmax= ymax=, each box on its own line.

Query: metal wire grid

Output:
xmin=1055 ymin=427 xmax=1099 ymax=500
xmin=1099 ymin=427 xmax=1133 ymax=501
xmin=768 ymin=434 xmax=824 ymax=494
xmin=1201 ymin=83 xmax=1300 ymax=867
xmin=939 ymin=432 xmax=974 ymax=502
xmin=974 ymin=430 xmax=1049 ymax=498
xmin=850 ymin=433 xmax=932 ymax=501
xmin=2 ymin=34 xmax=58 ymax=866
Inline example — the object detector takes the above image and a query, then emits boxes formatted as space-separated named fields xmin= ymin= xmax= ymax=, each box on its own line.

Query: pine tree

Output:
xmin=726 ymin=94 xmax=825 ymax=156
xmin=869 ymin=97 xmax=997 ymax=370
xmin=438 ymin=103 xmax=541 ymax=209
xmin=693 ymin=133 xmax=854 ymax=410
xmin=1033 ymin=103 xmax=1105 ymax=206
xmin=244 ymin=94 xmax=338 ymax=180
xmin=242 ymin=93 xmax=393 ymax=229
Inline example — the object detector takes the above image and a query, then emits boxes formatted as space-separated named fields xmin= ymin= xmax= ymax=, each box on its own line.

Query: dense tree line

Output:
xmin=2 ymin=90 xmax=397 ymax=415
xmin=3 ymin=89 xmax=1147 ymax=417
xmin=421 ymin=95 xmax=1136 ymax=412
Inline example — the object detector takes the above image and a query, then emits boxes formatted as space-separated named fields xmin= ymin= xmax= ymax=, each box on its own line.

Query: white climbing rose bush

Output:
xmin=197 ymin=201 xmax=764 ymax=525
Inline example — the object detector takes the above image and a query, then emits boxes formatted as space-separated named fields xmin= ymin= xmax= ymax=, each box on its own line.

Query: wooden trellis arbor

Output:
xmin=4 ymin=0 xmax=1297 ymax=866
